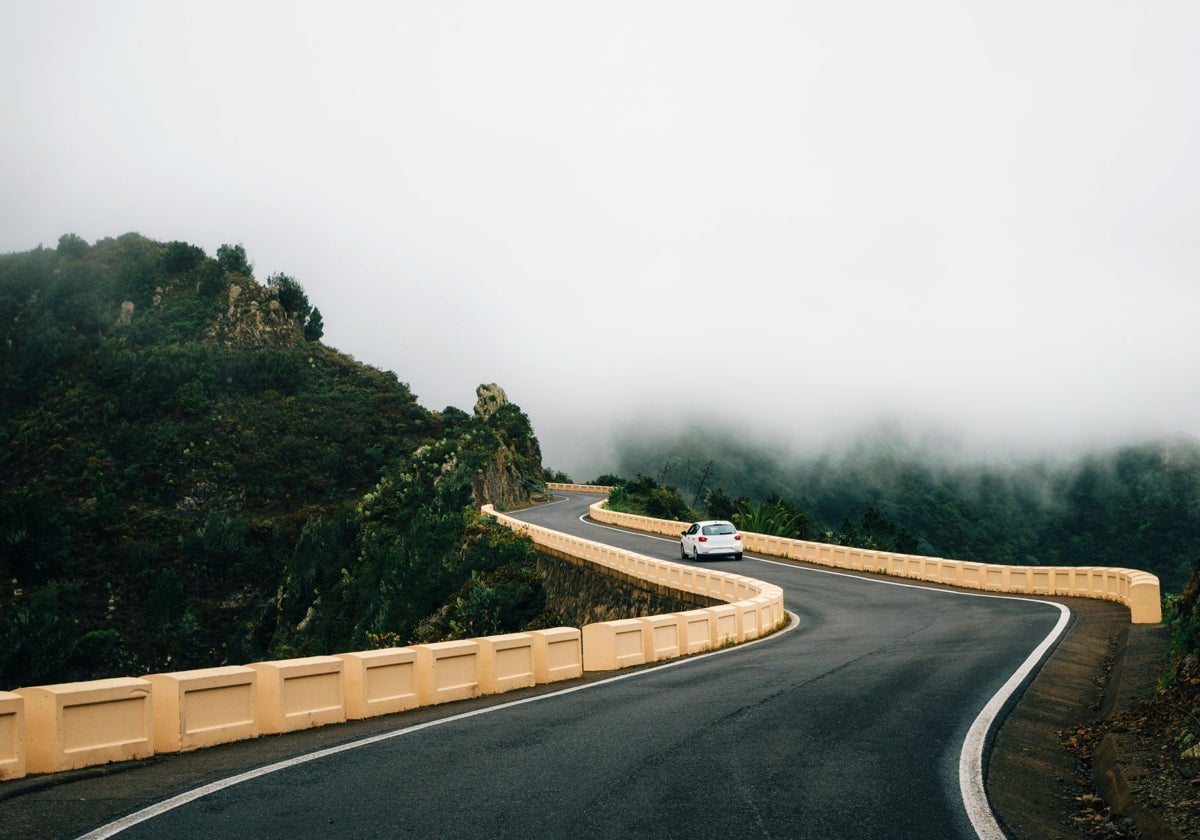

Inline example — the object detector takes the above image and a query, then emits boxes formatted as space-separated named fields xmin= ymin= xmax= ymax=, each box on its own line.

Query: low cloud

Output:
xmin=4 ymin=3 xmax=1197 ymax=477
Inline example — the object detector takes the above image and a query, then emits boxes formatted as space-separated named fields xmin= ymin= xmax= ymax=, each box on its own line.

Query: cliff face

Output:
xmin=470 ymin=383 xmax=544 ymax=510
xmin=206 ymin=281 xmax=302 ymax=348
xmin=536 ymin=553 xmax=717 ymax=626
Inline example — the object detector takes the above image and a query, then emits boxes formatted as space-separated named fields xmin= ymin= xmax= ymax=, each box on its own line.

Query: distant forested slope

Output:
xmin=0 ymin=233 xmax=549 ymax=688
xmin=612 ymin=426 xmax=1200 ymax=592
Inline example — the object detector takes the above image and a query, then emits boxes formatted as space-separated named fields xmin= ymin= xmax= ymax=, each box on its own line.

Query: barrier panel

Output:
xmin=147 ymin=666 xmax=257 ymax=752
xmin=250 ymin=656 xmax=345 ymax=735
xmin=0 ymin=691 xmax=24 ymax=781
xmin=640 ymin=614 xmax=683 ymax=662
xmin=586 ymin=498 xmax=1162 ymax=623
xmin=530 ymin=627 xmax=583 ymax=683
xmin=677 ymin=609 xmax=715 ymax=655
xmin=478 ymin=634 xmax=537 ymax=695
xmin=735 ymin=600 xmax=762 ymax=640
xmin=415 ymin=640 xmax=482 ymax=706
xmin=338 ymin=648 xmax=420 ymax=719
xmin=17 ymin=678 xmax=153 ymax=774
xmin=582 ymin=619 xmax=647 ymax=671
xmin=708 ymin=605 xmax=740 ymax=646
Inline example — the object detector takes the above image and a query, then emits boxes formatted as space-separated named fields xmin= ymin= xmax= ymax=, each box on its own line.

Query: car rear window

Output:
xmin=702 ymin=523 xmax=736 ymax=535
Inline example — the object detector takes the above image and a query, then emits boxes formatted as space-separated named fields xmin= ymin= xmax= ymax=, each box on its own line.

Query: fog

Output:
xmin=4 ymin=3 xmax=1199 ymax=477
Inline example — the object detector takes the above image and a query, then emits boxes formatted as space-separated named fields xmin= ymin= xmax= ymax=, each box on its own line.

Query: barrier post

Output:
xmin=478 ymin=634 xmax=537 ymax=694
xmin=530 ymin=627 xmax=583 ymax=683
xmin=640 ymin=614 xmax=683 ymax=662
xmin=0 ymin=691 xmax=24 ymax=781
xmin=17 ymin=678 xmax=153 ymax=774
xmin=147 ymin=666 xmax=257 ymax=752
xmin=338 ymin=648 xmax=419 ymax=719
xmin=414 ymin=640 xmax=482 ymax=706
xmin=582 ymin=619 xmax=647 ymax=671
xmin=249 ymin=656 xmax=345 ymax=735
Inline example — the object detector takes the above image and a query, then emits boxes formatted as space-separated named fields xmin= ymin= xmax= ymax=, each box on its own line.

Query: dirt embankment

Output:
xmin=989 ymin=598 xmax=1195 ymax=840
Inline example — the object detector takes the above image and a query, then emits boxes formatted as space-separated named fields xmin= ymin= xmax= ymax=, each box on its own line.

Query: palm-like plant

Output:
xmin=732 ymin=499 xmax=803 ymax=538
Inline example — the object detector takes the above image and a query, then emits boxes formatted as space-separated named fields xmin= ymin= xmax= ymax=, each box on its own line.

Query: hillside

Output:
xmin=0 ymin=233 xmax=549 ymax=688
xmin=611 ymin=426 xmax=1200 ymax=592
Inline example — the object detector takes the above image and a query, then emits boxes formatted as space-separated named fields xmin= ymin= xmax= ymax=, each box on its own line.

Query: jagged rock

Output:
xmin=474 ymin=383 xmax=508 ymax=420
xmin=115 ymin=300 xmax=134 ymax=328
xmin=207 ymin=281 xmax=301 ymax=347
xmin=472 ymin=449 xmax=525 ymax=510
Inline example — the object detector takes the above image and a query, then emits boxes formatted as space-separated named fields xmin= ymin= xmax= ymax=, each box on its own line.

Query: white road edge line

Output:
xmin=576 ymin=507 xmax=1075 ymax=839
xmin=78 ymin=613 xmax=800 ymax=839
xmin=959 ymin=600 xmax=1071 ymax=839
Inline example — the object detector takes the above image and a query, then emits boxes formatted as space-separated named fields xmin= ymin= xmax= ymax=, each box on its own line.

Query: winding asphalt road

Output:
xmin=60 ymin=492 xmax=1068 ymax=839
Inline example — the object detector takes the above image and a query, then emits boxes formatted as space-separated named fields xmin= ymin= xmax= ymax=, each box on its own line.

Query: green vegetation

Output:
xmin=613 ymin=426 xmax=1200 ymax=591
xmin=599 ymin=472 xmax=918 ymax=555
xmin=605 ymin=474 xmax=697 ymax=521
xmin=0 ymin=234 xmax=550 ymax=688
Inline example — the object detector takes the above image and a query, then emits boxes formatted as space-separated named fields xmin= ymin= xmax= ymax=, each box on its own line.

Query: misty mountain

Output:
xmin=612 ymin=425 xmax=1200 ymax=592
xmin=0 ymin=234 xmax=549 ymax=688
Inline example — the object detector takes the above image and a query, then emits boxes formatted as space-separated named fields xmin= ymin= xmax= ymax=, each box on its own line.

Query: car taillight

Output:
xmin=734 ymin=535 xmax=742 ymax=541
xmin=698 ymin=536 xmax=708 ymax=542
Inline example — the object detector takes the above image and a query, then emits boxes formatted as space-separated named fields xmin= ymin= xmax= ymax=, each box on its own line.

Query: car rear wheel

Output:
xmin=734 ymin=553 xmax=743 ymax=561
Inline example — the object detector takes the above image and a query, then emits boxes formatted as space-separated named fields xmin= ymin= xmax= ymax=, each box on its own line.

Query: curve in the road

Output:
xmin=574 ymin=501 xmax=1072 ymax=840
xmin=78 ymin=492 xmax=1071 ymax=840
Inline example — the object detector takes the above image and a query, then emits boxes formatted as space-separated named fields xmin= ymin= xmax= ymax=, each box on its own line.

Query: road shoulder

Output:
xmin=987 ymin=598 xmax=1135 ymax=839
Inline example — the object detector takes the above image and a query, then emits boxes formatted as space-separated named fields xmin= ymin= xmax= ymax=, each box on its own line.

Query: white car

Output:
xmin=680 ymin=520 xmax=743 ymax=561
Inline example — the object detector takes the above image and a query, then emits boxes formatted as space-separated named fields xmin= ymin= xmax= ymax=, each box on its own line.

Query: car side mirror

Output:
xmin=680 ymin=531 xmax=687 ymax=536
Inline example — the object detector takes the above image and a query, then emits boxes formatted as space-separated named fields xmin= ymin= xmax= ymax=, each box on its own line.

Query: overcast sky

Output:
xmin=3 ymin=2 xmax=1198 ymax=475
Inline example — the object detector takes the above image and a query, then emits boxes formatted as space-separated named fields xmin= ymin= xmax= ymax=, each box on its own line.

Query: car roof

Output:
xmin=693 ymin=520 xmax=736 ymax=527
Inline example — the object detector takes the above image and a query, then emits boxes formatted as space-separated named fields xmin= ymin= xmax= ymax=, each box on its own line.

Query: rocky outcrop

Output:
xmin=206 ymin=282 xmax=301 ymax=348
xmin=467 ymin=383 xmax=544 ymax=510
xmin=471 ymin=449 xmax=531 ymax=511
xmin=474 ymin=383 xmax=508 ymax=420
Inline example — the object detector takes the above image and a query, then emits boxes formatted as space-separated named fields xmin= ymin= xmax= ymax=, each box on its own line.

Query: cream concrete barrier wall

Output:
xmin=3 ymin=627 xmax=585 ymax=782
xmin=0 ymin=691 xmax=24 ymax=781
xmin=545 ymin=482 xmax=614 ymax=494
xmin=148 ymin=666 xmax=257 ymax=753
xmin=9 ymin=482 xmax=776 ymax=781
xmin=483 ymin=503 xmax=788 ymax=672
xmin=17 ymin=678 xmax=154 ymax=775
xmin=585 ymin=498 xmax=1163 ymax=624
xmin=5 ymin=480 xmax=1159 ymax=782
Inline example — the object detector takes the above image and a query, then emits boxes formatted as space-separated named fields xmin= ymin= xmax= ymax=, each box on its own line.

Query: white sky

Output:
xmin=3 ymin=2 xmax=1198 ymax=475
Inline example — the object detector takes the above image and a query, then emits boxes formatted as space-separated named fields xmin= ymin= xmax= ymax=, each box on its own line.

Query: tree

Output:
xmin=162 ymin=240 xmax=206 ymax=274
xmin=704 ymin=487 xmax=737 ymax=521
xmin=267 ymin=273 xmax=323 ymax=341
xmin=216 ymin=243 xmax=253 ymax=278
xmin=57 ymin=233 xmax=89 ymax=258
xmin=304 ymin=306 xmax=324 ymax=341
